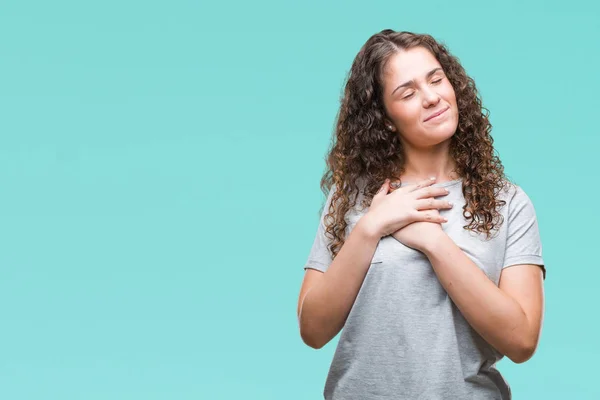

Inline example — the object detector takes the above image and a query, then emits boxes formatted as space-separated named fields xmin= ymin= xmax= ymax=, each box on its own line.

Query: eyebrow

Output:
xmin=391 ymin=67 xmax=444 ymax=96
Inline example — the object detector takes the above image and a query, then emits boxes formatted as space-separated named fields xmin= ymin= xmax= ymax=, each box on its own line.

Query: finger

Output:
xmin=390 ymin=177 xmax=434 ymax=192
xmin=374 ymin=179 xmax=390 ymax=197
xmin=414 ymin=210 xmax=448 ymax=223
xmin=413 ymin=186 xmax=450 ymax=200
xmin=415 ymin=198 xmax=454 ymax=211
xmin=404 ymin=176 xmax=438 ymax=192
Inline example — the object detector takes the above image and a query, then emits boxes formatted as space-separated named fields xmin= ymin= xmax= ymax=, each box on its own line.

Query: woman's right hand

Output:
xmin=361 ymin=177 xmax=453 ymax=239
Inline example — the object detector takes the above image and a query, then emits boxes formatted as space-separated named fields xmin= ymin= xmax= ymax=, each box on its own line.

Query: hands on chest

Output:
xmin=362 ymin=176 xmax=455 ymax=252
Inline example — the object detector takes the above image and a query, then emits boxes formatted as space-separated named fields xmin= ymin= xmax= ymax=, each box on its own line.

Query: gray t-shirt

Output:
xmin=303 ymin=178 xmax=545 ymax=400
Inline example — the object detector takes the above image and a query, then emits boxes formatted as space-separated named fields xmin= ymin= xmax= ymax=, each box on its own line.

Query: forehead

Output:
xmin=383 ymin=47 xmax=442 ymax=84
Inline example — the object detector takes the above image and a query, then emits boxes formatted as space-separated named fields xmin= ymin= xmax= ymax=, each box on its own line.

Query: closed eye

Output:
xmin=403 ymin=78 xmax=444 ymax=99
xmin=403 ymin=78 xmax=443 ymax=99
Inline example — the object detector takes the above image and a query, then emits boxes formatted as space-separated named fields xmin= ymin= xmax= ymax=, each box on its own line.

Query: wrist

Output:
xmin=355 ymin=213 xmax=382 ymax=241
xmin=421 ymin=229 xmax=448 ymax=255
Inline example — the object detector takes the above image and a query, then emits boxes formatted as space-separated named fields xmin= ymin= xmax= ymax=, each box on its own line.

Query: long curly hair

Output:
xmin=318 ymin=29 xmax=511 ymax=258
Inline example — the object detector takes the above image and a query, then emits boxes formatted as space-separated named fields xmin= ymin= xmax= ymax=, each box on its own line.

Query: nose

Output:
xmin=422 ymin=86 xmax=441 ymax=108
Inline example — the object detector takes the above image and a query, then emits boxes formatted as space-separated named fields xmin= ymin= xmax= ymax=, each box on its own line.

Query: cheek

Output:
xmin=392 ymin=104 xmax=421 ymax=128
xmin=443 ymin=84 xmax=458 ymax=105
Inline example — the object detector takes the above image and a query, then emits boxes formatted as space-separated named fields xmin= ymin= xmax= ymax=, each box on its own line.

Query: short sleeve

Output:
xmin=502 ymin=185 xmax=546 ymax=280
xmin=302 ymin=184 xmax=337 ymax=273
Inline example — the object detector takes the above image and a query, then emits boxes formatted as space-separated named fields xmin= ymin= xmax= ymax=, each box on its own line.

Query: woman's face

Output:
xmin=381 ymin=46 xmax=459 ymax=149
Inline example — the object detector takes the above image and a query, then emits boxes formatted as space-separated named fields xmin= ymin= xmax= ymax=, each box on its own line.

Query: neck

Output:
xmin=399 ymin=141 xmax=458 ymax=183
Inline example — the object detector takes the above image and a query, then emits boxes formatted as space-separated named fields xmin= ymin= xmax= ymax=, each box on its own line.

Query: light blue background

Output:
xmin=0 ymin=0 xmax=597 ymax=399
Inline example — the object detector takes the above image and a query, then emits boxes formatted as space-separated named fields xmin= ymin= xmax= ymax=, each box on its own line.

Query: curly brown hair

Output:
xmin=318 ymin=29 xmax=512 ymax=258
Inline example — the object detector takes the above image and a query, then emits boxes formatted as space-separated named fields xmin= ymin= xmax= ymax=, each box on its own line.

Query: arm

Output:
xmin=422 ymin=232 xmax=545 ymax=363
xmin=299 ymin=177 xmax=451 ymax=349
xmin=299 ymin=218 xmax=380 ymax=349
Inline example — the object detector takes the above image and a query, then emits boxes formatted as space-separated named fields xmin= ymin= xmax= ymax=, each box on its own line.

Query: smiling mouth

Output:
xmin=424 ymin=107 xmax=449 ymax=122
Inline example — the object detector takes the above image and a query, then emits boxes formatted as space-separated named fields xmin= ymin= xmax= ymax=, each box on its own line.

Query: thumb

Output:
xmin=375 ymin=179 xmax=390 ymax=197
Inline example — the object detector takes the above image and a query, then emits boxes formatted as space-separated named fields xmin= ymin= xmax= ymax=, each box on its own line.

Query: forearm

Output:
xmin=300 ymin=218 xmax=380 ymax=349
xmin=422 ymin=233 xmax=533 ymax=363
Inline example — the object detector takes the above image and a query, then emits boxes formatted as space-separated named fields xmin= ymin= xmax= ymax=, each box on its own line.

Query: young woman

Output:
xmin=297 ymin=30 xmax=546 ymax=400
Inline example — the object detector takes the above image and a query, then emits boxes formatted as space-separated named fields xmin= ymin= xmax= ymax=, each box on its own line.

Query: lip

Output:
xmin=424 ymin=106 xmax=449 ymax=122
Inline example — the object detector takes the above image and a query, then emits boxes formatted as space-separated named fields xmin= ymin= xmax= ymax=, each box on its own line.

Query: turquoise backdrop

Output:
xmin=0 ymin=0 xmax=597 ymax=398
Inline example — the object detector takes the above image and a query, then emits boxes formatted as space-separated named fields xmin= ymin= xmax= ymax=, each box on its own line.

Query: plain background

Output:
xmin=0 ymin=0 xmax=598 ymax=398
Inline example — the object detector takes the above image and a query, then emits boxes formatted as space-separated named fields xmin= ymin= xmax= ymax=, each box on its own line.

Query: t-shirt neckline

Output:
xmin=399 ymin=178 xmax=463 ymax=188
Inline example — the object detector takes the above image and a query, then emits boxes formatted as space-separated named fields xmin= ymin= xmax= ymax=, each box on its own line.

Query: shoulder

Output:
xmin=496 ymin=180 xmax=539 ymax=223
xmin=497 ymin=179 xmax=533 ymax=206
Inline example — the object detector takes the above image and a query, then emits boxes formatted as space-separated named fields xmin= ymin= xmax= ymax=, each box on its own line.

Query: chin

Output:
xmin=426 ymin=125 xmax=456 ymax=139
xmin=421 ymin=129 xmax=456 ymax=147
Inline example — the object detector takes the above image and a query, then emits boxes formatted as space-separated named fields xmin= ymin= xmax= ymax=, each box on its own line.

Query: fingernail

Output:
xmin=430 ymin=176 xmax=436 ymax=180
xmin=448 ymin=202 xmax=453 ymax=207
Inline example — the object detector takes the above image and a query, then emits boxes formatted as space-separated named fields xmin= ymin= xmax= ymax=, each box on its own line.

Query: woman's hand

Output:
xmin=362 ymin=177 xmax=453 ymax=239
xmin=391 ymin=217 xmax=446 ymax=252
xmin=387 ymin=180 xmax=452 ymax=252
